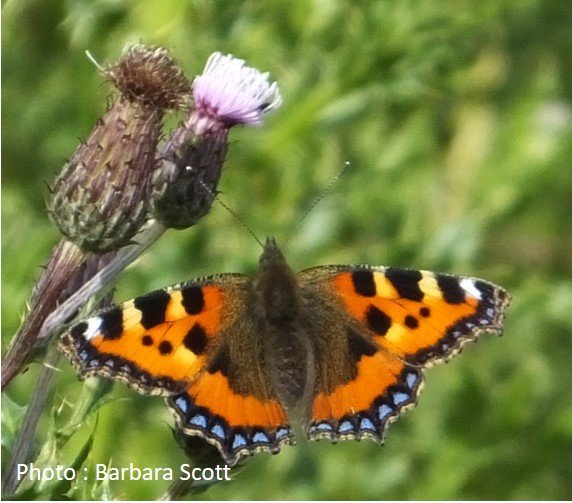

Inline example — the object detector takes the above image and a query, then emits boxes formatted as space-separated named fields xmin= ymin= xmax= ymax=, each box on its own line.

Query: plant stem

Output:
xmin=2 ymin=240 xmax=83 ymax=390
xmin=1 ymin=348 xmax=62 ymax=496
xmin=37 ymin=221 xmax=166 ymax=347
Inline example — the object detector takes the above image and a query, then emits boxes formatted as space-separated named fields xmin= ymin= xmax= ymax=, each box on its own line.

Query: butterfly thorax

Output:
xmin=252 ymin=237 xmax=316 ymax=425
xmin=255 ymin=237 xmax=301 ymax=323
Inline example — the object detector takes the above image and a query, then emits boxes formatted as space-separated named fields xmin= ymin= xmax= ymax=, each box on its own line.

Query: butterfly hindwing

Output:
xmin=308 ymin=351 xmax=424 ymax=442
xmin=298 ymin=265 xmax=510 ymax=442
xmin=169 ymin=375 xmax=294 ymax=466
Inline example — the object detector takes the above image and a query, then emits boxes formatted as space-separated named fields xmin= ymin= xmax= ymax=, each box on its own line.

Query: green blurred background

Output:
xmin=3 ymin=0 xmax=572 ymax=499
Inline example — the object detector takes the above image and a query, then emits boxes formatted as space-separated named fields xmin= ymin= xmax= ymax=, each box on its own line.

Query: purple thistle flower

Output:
xmin=192 ymin=52 xmax=282 ymax=126
xmin=151 ymin=52 xmax=282 ymax=229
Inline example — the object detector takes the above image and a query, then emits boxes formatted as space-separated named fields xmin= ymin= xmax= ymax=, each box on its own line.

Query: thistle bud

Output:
xmin=151 ymin=52 xmax=282 ymax=229
xmin=49 ymin=45 xmax=190 ymax=252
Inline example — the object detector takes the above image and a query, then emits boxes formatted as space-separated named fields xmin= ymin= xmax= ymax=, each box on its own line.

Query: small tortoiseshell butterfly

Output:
xmin=60 ymin=237 xmax=510 ymax=466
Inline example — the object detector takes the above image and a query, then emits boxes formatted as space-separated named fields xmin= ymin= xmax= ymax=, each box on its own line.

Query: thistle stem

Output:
xmin=2 ymin=240 xmax=84 ymax=390
xmin=37 ymin=220 xmax=166 ymax=344
xmin=1 ymin=349 xmax=62 ymax=496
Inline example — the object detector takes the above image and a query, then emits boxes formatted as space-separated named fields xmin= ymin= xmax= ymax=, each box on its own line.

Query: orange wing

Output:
xmin=60 ymin=274 xmax=293 ymax=466
xmin=169 ymin=371 xmax=293 ymax=466
xmin=308 ymin=350 xmax=424 ymax=443
xmin=60 ymin=280 xmax=230 ymax=395
xmin=299 ymin=266 xmax=510 ymax=443
xmin=331 ymin=267 xmax=510 ymax=366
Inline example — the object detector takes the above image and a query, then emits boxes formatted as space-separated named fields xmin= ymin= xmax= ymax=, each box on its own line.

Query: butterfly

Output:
xmin=60 ymin=236 xmax=511 ymax=466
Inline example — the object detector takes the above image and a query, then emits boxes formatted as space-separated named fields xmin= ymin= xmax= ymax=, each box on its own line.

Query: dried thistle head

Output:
xmin=107 ymin=44 xmax=190 ymax=110
xmin=49 ymin=45 xmax=190 ymax=252
xmin=151 ymin=52 xmax=282 ymax=229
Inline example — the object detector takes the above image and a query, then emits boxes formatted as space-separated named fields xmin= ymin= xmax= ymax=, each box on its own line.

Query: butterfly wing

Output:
xmin=167 ymin=278 xmax=296 ymax=465
xmin=60 ymin=273 xmax=293 ymax=466
xmin=298 ymin=265 xmax=511 ymax=442
xmin=60 ymin=277 xmax=237 ymax=394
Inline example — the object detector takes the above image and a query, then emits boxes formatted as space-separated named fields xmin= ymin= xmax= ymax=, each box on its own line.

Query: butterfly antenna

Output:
xmin=284 ymin=161 xmax=351 ymax=245
xmin=187 ymin=166 xmax=265 ymax=249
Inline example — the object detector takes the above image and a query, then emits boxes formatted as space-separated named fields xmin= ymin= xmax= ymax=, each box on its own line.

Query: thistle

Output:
xmin=2 ymin=46 xmax=189 ymax=390
xmin=151 ymin=52 xmax=282 ymax=229
xmin=49 ymin=44 xmax=190 ymax=252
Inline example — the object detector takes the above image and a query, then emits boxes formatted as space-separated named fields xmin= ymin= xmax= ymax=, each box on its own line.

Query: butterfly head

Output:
xmin=260 ymin=236 xmax=286 ymax=267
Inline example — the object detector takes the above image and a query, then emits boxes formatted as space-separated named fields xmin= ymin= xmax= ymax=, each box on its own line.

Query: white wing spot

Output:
xmin=84 ymin=317 xmax=102 ymax=340
xmin=460 ymin=278 xmax=482 ymax=300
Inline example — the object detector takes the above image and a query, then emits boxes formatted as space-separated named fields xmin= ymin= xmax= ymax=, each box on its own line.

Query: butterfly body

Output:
xmin=250 ymin=237 xmax=315 ymax=420
xmin=60 ymin=237 xmax=510 ymax=466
